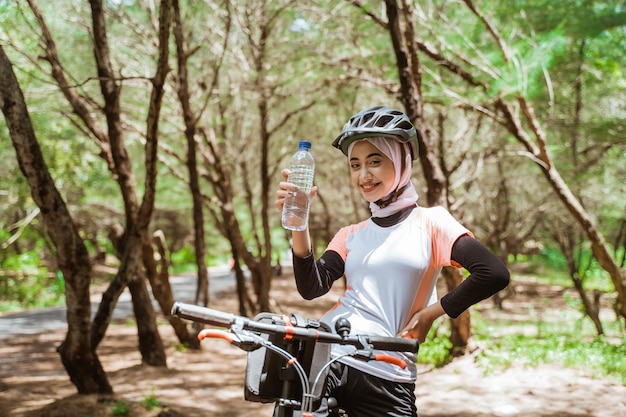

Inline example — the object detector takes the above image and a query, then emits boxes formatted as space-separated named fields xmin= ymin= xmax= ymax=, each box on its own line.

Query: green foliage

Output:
xmin=170 ymin=245 xmax=197 ymax=274
xmin=494 ymin=30 xmax=569 ymax=99
xmin=472 ymin=270 xmax=626 ymax=385
xmin=536 ymin=248 xmax=615 ymax=292
xmin=109 ymin=400 xmax=130 ymax=416
xmin=418 ymin=330 xmax=454 ymax=368
xmin=501 ymin=0 xmax=626 ymax=38
xmin=474 ymin=331 xmax=626 ymax=384
xmin=0 ymin=251 xmax=65 ymax=312
xmin=140 ymin=388 xmax=164 ymax=411
xmin=172 ymin=342 xmax=188 ymax=353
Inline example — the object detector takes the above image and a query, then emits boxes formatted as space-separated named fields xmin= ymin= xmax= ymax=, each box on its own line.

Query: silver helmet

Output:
xmin=332 ymin=105 xmax=418 ymax=160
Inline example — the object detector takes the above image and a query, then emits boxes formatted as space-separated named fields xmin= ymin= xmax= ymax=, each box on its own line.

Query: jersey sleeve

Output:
xmin=293 ymin=250 xmax=344 ymax=300
xmin=442 ymin=235 xmax=510 ymax=318
xmin=425 ymin=206 xmax=473 ymax=268
xmin=326 ymin=221 xmax=368 ymax=261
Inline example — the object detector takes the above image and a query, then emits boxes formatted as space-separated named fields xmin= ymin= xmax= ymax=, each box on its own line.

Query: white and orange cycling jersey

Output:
xmin=320 ymin=205 xmax=470 ymax=382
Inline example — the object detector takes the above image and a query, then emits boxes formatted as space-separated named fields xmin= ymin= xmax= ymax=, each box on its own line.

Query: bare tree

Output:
xmin=21 ymin=0 xmax=174 ymax=373
xmin=163 ymin=0 xmax=325 ymax=314
xmin=88 ymin=0 xmax=172 ymax=364
xmin=548 ymin=221 xmax=604 ymax=334
xmin=420 ymin=0 xmax=626 ymax=326
xmin=383 ymin=0 xmax=473 ymax=350
xmin=0 ymin=45 xmax=112 ymax=393
xmin=496 ymin=97 xmax=626 ymax=325
xmin=168 ymin=0 xmax=212 ymax=342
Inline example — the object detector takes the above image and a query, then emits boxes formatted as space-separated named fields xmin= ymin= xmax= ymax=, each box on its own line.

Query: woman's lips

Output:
xmin=360 ymin=182 xmax=380 ymax=193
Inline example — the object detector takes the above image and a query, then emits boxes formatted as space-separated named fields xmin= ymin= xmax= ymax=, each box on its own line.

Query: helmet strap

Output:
xmin=373 ymin=184 xmax=408 ymax=209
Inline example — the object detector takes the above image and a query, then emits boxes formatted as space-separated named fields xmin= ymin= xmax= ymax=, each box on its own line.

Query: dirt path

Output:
xmin=1 ymin=271 xmax=624 ymax=417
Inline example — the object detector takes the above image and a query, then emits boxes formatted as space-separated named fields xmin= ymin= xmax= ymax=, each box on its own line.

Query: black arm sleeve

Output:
xmin=440 ymin=235 xmax=510 ymax=318
xmin=292 ymin=250 xmax=345 ymax=300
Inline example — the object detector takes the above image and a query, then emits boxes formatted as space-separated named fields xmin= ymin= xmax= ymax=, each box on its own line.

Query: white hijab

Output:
xmin=348 ymin=137 xmax=419 ymax=218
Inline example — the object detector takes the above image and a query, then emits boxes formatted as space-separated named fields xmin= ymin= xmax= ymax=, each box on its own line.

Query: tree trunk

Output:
xmin=88 ymin=0 xmax=173 ymax=366
xmin=0 ymin=45 xmax=112 ymax=393
xmin=57 ymin=336 xmax=111 ymax=394
xmin=143 ymin=233 xmax=200 ymax=348
xmin=571 ymin=276 xmax=604 ymax=335
xmin=90 ymin=246 xmax=139 ymax=347
xmin=441 ymin=267 xmax=472 ymax=354
xmin=385 ymin=0 xmax=470 ymax=348
xmin=228 ymin=236 xmax=255 ymax=317
xmin=172 ymin=0 xmax=210 ymax=314
xmin=127 ymin=277 xmax=167 ymax=366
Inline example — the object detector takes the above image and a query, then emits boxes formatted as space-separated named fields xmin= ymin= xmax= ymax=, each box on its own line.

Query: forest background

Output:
xmin=0 ymin=0 xmax=625 ymax=413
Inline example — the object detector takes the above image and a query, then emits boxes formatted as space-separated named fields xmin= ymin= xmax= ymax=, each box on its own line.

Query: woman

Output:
xmin=275 ymin=105 xmax=510 ymax=417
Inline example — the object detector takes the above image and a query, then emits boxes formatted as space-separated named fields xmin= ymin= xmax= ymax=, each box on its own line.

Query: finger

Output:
xmin=275 ymin=196 xmax=288 ymax=211
xmin=278 ymin=181 xmax=295 ymax=192
xmin=276 ymin=187 xmax=291 ymax=198
xmin=275 ymin=190 xmax=296 ymax=209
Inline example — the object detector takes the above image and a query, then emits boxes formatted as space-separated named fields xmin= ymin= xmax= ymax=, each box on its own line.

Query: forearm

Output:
xmin=399 ymin=300 xmax=445 ymax=342
xmin=442 ymin=235 xmax=510 ymax=318
xmin=293 ymin=250 xmax=344 ymax=300
xmin=291 ymin=229 xmax=312 ymax=257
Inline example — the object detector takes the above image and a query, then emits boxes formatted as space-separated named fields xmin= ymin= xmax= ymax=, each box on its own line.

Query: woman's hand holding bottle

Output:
xmin=276 ymin=168 xmax=318 ymax=257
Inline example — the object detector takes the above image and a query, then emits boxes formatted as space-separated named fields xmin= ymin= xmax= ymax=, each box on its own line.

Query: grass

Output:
xmin=107 ymin=390 xmax=165 ymax=415
xmin=419 ymin=314 xmax=626 ymax=384
xmin=110 ymin=400 xmax=130 ymax=416
xmin=417 ymin=261 xmax=626 ymax=385
xmin=139 ymin=388 xmax=164 ymax=411
xmin=473 ymin=317 xmax=626 ymax=383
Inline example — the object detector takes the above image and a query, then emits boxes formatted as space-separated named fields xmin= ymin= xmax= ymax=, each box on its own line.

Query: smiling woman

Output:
xmin=348 ymin=136 xmax=413 ymax=212
xmin=348 ymin=139 xmax=397 ymax=202
xmin=274 ymin=105 xmax=510 ymax=417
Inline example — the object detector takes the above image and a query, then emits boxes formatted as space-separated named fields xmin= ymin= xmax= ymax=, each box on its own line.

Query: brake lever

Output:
xmin=197 ymin=328 xmax=265 ymax=352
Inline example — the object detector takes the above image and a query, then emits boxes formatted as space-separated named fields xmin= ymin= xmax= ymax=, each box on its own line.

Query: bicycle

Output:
xmin=171 ymin=301 xmax=420 ymax=417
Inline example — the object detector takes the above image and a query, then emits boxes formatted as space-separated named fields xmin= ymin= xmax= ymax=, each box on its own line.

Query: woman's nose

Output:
xmin=360 ymin=167 xmax=372 ymax=182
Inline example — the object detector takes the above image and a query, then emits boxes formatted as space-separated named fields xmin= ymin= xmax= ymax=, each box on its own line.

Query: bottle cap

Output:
xmin=298 ymin=140 xmax=311 ymax=150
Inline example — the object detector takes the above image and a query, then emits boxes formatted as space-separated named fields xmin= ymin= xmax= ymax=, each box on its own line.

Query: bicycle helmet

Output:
xmin=332 ymin=105 xmax=419 ymax=160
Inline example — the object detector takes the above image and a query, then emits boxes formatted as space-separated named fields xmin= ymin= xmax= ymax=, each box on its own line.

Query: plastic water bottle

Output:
xmin=282 ymin=140 xmax=315 ymax=231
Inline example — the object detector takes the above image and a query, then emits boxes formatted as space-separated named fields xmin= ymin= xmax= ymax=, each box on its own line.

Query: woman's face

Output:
xmin=349 ymin=140 xmax=396 ymax=203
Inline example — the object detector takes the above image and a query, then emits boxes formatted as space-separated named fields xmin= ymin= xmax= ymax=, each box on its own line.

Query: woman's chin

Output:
xmin=361 ymin=193 xmax=381 ymax=203
xmin=360 ymin=188 xmax=392 ymax=203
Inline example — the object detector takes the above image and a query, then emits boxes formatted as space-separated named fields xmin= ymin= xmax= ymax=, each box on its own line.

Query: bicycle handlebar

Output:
xmin=174 ymin=301 xmax=419 ymax=415
xmin=172 ymin=302 xmax=236 ymax=327
xmin=172 ymin=301 xmax=419 ymax=354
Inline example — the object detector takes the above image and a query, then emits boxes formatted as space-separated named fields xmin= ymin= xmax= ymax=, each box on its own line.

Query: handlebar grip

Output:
xmin=367 ymin=336 xmax=419 ymax=354
xmin=198 ymin=329 xmax=236 ymax=342
xmin=171 ymin=301 xmax=236 ymax=328
xmin=373 ymin=354 xmax=407 ymax=369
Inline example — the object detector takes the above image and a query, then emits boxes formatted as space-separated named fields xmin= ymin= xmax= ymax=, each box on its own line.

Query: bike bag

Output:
xmin=244 ymin=312 xmax=331 ymax=405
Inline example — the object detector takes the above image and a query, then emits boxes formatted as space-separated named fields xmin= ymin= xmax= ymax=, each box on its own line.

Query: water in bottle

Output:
xmin=282 ymin=140 xmax=315 ymax=231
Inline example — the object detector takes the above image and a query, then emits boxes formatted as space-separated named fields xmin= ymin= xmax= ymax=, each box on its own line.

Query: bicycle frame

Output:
xmin=172 ymin=301 xmax=419 ymax=417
